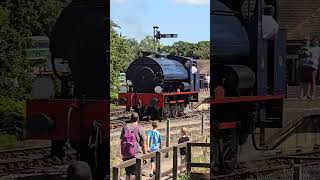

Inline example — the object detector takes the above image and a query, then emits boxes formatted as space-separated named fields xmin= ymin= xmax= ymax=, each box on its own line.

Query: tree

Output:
xmin=140 ymin=35 xmax=155 ymax=52
xmin=161 ymin=40 xmax=209 ymax=59
xmin=0 ymin=0 xmax=70 ymax=99
xmin=110 ymin=20 xmax=137 ymax=92
xmin=0 ymin=6 xmax=32 ymax=99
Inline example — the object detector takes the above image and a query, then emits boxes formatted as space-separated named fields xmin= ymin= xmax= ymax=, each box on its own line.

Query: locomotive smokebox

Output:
xmin=126 ymin=55 xmax=190 ymax=93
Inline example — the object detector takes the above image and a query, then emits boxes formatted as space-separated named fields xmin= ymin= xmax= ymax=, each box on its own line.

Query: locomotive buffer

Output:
xmin=153 ymin=26 xmax=177 ymax=53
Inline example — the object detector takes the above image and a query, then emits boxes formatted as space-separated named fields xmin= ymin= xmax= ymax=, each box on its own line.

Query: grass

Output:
xmin=178 ymin=173 xmax=191 ymax=180
xmin=190 ymin=144 xmax=210 ymax=174
xmin=110 ymin=148 xmax=126 ymax=177
xmin=110 ymin=103 xmax=117 ymax=111
xmin=0 ymin=134 xmax=19 ymax=150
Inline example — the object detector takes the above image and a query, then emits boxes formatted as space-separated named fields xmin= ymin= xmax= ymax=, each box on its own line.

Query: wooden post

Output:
xmin=112 ymin=167 xmax=120 ymax=180
xmin=260 ymin=127 xmax=265 ymax=147
xmin=293 ymin=165 xmax=302 ymax=180
xmin=259 ymin=107 xmax=266 ymax=147
xmin=155 ymin=151 xmax=162 ymax=180
xmin=186 ymin=143 xmax=192 ymax=172
xmin=201 ymin=113 xmax=204 ymax=136
xmin=166 ymin=119 xmax=170 ymax=158
xmin=173 ymin=146 xmax=178 ymax=180
xmin=136 ymin=158 xmax=142 ymax=180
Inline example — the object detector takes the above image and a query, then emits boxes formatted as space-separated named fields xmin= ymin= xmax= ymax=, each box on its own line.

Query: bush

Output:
xmin=0 ymin=97 xmax=25 ymax=140
xmin=110 ymin=91 xmax=118 ymax=105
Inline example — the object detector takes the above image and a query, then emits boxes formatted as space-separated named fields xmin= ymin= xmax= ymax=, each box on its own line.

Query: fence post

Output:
xmin=186 ymin=143 xmax=192 ymax=172
xmin=201 ymin=112 xmax=204 ymax=136
xmin=112 ymin=167 xmax=120 ymax=180
xmin=293 ymin=164 xmax=302 ymax=180
xmin=155 ymin=151 xmax=162 ymax=180
xmin=173 ymin=146 xmax=178 ymax=180
xmin=259 ymin=106 xmax=266 ymax=147
xmin=166 ymin=119 xmax=171 ymax=158
xmin=136 ymin=158 xmax=142 ymax=180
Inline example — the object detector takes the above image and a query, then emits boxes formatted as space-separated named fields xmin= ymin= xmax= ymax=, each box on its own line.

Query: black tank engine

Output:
xmin=119 ymin=53 xmax=199 ymax=119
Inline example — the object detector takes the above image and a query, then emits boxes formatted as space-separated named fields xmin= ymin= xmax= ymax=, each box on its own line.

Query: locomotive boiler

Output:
xmin=118 ymin=53 xmax=200 ymax=119
xmin=210 ymin=0 xmax=287 ymax=174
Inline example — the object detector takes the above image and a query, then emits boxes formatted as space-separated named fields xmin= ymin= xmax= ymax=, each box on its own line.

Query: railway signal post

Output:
xmin=153 ymin=26 xmax=178 ymax=53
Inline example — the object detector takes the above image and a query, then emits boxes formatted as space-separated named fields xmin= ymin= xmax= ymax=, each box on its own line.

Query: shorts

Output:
xmin=123 ymin=158 xmax=136 ymax=176
xmin=300 ymin=66 xmax=316 ymax=83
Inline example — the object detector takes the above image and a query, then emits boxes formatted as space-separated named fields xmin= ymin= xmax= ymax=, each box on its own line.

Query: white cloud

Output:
xmin=175 ymin=0 xmax=209 ymax=5
xmin=112 ymin=0 xmax=128 ymax=4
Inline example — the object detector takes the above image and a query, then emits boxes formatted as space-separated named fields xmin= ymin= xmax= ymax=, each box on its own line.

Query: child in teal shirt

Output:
xmin=146 ymin=121 xmax=162 ymax=177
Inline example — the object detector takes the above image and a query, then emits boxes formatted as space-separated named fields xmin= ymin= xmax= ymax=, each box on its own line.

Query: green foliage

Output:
xmin=0 ymin=97 xmax=25 ymax=139
xmin=0 ymin=1 xmax=70 ymax=99
xmin=0 ymin=6 xmax=31 ymax=99
xmin=140 ymin=35 xmax=154 ymax=52
xmin=161 ymin=41 xmax=209 ymax=59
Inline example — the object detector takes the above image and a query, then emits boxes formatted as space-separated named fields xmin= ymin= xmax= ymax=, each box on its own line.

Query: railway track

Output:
xmin=110 ymin=109 xmax=209 ymax=130
xmin=110 ymin=107 xmax=129 ymax=117
xmin=0 ymin=145 xmax=76 ymax=177
xmin=212 ymin=150 xmax=320 ymax=179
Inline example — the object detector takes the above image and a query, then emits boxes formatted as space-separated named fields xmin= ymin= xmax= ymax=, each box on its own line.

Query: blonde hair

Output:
xmin=181 ymin=127 xmax=187 ymax=136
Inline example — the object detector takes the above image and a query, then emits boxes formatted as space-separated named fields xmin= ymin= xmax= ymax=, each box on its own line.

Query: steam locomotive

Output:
xmin=210 ymin=0 xmax=286 ymax=174
xmin=25 ymin=1 xmax=109 ymax=180
xmin=118 ymin=53 xmax=200 ymax=120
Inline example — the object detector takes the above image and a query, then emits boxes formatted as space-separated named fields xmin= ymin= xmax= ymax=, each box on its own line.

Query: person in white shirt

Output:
xmin=191 ymin=64 xmax=198 ymax=74
xmin=262 ymin=5 xmax=279 ymax=40
xmin=205 ymin=75 xmax=210 ymax=93
xmin=299 ymin=36 xmax=311 ymax=99
xmin=308 ymin=38 xmax=320 ymax=99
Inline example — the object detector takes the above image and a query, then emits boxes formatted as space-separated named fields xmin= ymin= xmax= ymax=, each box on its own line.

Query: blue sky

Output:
xmin=111 ymin=0 xmax=209 ymax=45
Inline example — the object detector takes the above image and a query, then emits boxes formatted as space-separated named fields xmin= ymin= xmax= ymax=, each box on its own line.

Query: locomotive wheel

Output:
xmin=223 ymin=128 xmax=240 ymax=170
xmin=213 ymin=128 xmax=240 ymax=174
xmin=163 ymin=104 xmax=171 ymax=119
xmin=171 ymin=104 xmax=178 ymax=118
xmin=177 ymin=104 xmax=184 ymax=116
xmin=51 ymin=140 xmax=65 ymax=159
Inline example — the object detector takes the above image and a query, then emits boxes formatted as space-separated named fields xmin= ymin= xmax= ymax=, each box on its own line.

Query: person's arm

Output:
xmin=159 ymin=134 xmax=162 ymax=149
xmin=140 ymin=128 xmax=148 ymax=154
xmin=146 ymin=132 xmax=150 ymax=152
xmin=119 ymin=128 xmax=124 ymax=155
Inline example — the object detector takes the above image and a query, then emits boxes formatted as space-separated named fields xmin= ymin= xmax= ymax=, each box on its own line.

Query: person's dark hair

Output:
xmin=264 ymin=5 xmax=274 ymax=16
xmin=131 ymin=112 xmax=139 ymax=122
xmin=67 ymin=161 xmax=92 ymax=180
xmin=152 ymin=121 xmax=158 ymax=129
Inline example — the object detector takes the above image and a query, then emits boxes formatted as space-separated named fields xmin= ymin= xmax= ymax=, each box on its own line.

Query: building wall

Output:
xmin=279 ymin=0 xmax=320 ymax=40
